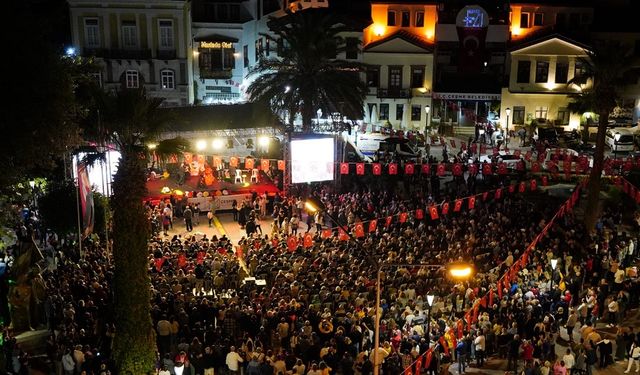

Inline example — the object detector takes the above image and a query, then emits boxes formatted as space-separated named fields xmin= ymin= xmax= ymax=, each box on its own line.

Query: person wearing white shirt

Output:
xmin=625 ymin=343 xmax=640 ymax=373
xmin=562 ymin=349 xmax=575 ymax=371
xmin=226 ymin=346 xmax=244 ymax=374
xmin=475 ymin=331 xmax=486 ymax=367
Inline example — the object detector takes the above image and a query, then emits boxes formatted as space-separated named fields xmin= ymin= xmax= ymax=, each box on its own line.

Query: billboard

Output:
xmin=291 ymin=138 xmax=335 ymax=184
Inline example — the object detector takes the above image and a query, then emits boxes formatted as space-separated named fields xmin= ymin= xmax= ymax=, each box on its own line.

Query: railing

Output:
xmin=376 ymin=88 xmax=412 ymax=99
xmin=199 ymin=69 xmax=233 ymax=79
xmin=203 ymin=92 xmax=240 ymax=101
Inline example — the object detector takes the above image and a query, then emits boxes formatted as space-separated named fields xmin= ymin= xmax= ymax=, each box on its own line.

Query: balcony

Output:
xmin=156 ymin=49 xmax=177 ymax=60
xmin=199 ymin=69 xmax=233 ymax=79
xmin=376 ymin=88 xmax=412 ymax=99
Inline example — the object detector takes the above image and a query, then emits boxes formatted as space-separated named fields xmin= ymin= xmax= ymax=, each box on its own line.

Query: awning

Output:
xmin=194 ymin=34 xmax=239 ymax=43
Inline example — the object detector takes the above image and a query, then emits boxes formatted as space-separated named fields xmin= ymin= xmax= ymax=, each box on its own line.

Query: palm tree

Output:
xmin=246 ymin=9 xmax=367 ymax=133
xmin=568 ymin=42 xmax=631 ymax=231
xmin=92 ymin=88 xmax=172 ymax=374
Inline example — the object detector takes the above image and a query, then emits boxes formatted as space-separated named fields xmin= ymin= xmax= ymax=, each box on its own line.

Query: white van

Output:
xmin=605 ymin=129 xmax=635 ymax=152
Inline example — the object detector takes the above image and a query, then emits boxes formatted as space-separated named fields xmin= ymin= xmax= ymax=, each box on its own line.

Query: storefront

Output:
xmin=431 ymin=92 xmax=501 ymax=128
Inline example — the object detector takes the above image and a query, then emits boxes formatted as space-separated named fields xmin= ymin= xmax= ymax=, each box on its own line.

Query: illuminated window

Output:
xmin=158 ymin=20 xmax=174 ymax=49
xmin=389 ymin=67 xmax=402 ymax=88
xmin=396 ymin=104 xmax=404 ymax=121
xmin=84 ymin=18 xmax=100 ymax=48
xmin=555 ymin=62 xmax=569 ymax=83
xmin=557 ymin=108 xmax=570 ymax=125
xmin=535 ymin=106 xmax=548 ymax=119
xmin=126 ymin=70 xmax=139 ymax=88
xmin=535 ymin=61 xmax=549 ymax=83
xmin=533 ymin=13 xmax=544 ymax=26
xmin=122 ymin=21 xmax=138 ymax=48
xmin=513 ymin=106 xmax=525 ymax=125
xmin=416 ymin=12 xmax=424 ymax=27
xmin=387 ymin=11 xmax=396 ymax=26
xmin=411 ymin=105 xmax=421 ymax=121
xmin=379 ymin=103 xmax=389 ymax=120
xmin=516 ymin=61 xmax=531 ymax=83
xmin=520 ymin=12 xmax=530 ymax=28
xmin=401 ymin=11 xmax=410 ymax=27
xmin=161 ymin=70 xmax=174 ymax=90
xmin=411 ymin=66 xmax=424 ymax=88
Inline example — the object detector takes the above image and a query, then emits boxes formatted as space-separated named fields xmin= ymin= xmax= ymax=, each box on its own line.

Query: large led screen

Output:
xmin=291 ymin=138 xmax=335 ymax=184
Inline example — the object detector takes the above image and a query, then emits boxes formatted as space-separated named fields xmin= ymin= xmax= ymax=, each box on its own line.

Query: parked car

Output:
xmin=605 ymin=128 xmax=635 ymax=153
xmin=477 ymin=152 xmax=522 ymax=169
xmin=541 ymin=148 xmax=593 ymax=171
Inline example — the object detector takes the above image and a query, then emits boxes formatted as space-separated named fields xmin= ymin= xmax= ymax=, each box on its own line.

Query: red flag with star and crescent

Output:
xmin=339 ymin=228 xmax=349 ymax=241
xmin=531 ymin=179 xmax=537 ymax=191
xmin=245 ymin=158 xmax=255 ymax=169
xmin=430 ymin=206 xmax=439 ymax=220
xmin=261 ymin=159 xmax=270 ymax=171
xmin=468 ymin=196 xmax=476 ymax=209
xmin=369 ymin=219 xmax=377 ymax=233
xmin=356 ymin=163 xmax=365 ymax=175
xmin=354 ymin=223 xmax=365 ymax=238
xmin=421 ymin=163 xmax=431 ymax=175
xmin=340 ymin=163 xmax=349 ymax=175
xmin=454 ymin=199 xmax=463 ymax=212
xmin=372 ymin=163 xmax=382 ymax=175
xmin=303 ymin=233 xmax=313 ymax=248
xmin=399 ymin=212 xmax=408 ymax=223
xmin=441 ymin=202 xmax=450 ymax=215
xmin=483 ymin=163 xmax=492 ymax=175
xmin=278 ymin=160 xmax=285 ymax=171
xmin=321 ymin=229 xmax=332 ymax=239
xmin=437 ymin=163 xmax=446 ymax=176
xmin=287 ymin=236 xmax=298 ymax=251
xmin=453 ymin=163 xmax=463 ymax=176
xmin=405 ymin=163 xmax=415 ymax=175
xmin=385 ymin=216 xmax=393 ymax=228
xmin=415 ymin=209 xmax=424 ymax=220
xmin=388 ymin=163 xmax=398 ymax=175
xmin=230 ymin=156 xmax=239 ymax=167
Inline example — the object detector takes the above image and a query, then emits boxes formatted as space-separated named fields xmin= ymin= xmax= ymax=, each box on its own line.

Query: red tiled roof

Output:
xmin=364 ymin=29 xmax=434 ymax=52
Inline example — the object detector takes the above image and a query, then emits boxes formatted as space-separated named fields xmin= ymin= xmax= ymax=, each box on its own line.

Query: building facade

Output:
xmin=68 ymin=0 xmax=194 ymax=106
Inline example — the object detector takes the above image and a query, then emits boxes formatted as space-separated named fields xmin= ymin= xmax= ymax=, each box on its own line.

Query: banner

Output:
xmin=77 ymin=162 xmax=94 ymax=236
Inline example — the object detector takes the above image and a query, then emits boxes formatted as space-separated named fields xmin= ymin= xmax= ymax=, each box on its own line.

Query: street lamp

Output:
xmin=505 ymin=107 xmax=511 ymax=145
xmin=426 ymin=293 xmax=435 ymax=346
xmin=550 ymin=258 xmax=558 ymax=290
xmin=614 ymin=133 xmax=620 ymax=160
xmin=425 ymin=105 xmax=431 ymax=136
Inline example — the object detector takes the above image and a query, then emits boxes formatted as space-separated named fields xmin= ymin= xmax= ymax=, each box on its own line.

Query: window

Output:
xmin=415 ymin=12 xmax=424 ymax=27
xmin=158 ymin=20 xmax=174 ymax=49
xmin=535 ymin=61 xmax=549 ymax=83
xmin=411 ymin=66 xmax=424 ymax=88
xmin=121 ymin=21 xmax=138 ymax=48
xmin=243 ymin=45 xmax=249 ymax=67
xmin=557 ymin=107 xmax=570 ymax=125
xmin=84 ymin=18 xmax=100 ymax=48
xmin=555 ymin=62 xmax=569 ymax=83
xmin=574 ymin=60 xmax=587 ymax=78
xmin=396 ymin=104 xmax=404 ymax=121
xmin=533 ymin=13 xmax=544 ymax=26
xmin=346 ymin=38 xmax=358 ymax=60
xmin=379 ymin=103 xmax=389 ymax=120
xmin=125 ymin=70 xmax=139 ymax=88
xmin=516 ymin=60 xmax=531 ymax=83
xmin=366 ymin=67 xmax=379 ymax=87
xmin=535 ymin=106 xmax=548 ymax=119
xmin=160 ymin=70 xmax=174 ymax=90
xmin=520 ymin=12 xmax=530 ymax=28
xmin=513 ymin=106 xmax=525 ymax=125
xmin=389 ymin=67 xmax=402 ymax=88
xmin=200 ymin=47 xmax=235 ymax=71
xmin=411 ymin=105 xmax=421 ymax=121
xmin=387 ymin=11 xmax=396 ymax=26
xmin=401 ymin=11 xmax=410 ymax=27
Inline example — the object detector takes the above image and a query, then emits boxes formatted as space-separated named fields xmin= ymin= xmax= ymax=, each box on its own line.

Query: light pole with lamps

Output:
xmin=304 ymin=196 xmax=474 ymax=375
xmin=425 ymin=293 xmax=435 ymax=346
xmin=505 ymin=107 xmax=511 ymax=145
xmin=425 ymin=105 xmax=431 ymax=135
xmin=550 ymin=258 xmax=558 ymax=290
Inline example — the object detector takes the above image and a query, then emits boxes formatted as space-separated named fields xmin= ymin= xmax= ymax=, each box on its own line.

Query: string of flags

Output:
xmin=402 ymin=178 xmax=588 ymax=375
xmin=174 ymin=152 xmax=286 ymax=171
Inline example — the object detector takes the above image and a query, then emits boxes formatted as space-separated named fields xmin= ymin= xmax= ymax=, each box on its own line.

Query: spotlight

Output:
xmin=212 ymin=138 xmax=224 ymax=150
xmin=196 ymin=140 xmax=207 ymax=151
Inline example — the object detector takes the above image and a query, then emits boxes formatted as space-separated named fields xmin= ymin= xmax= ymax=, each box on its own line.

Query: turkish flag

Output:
xmin=531 ymin=161 xmax=541 ymax=173
xmin=468 ymin=164 xmax=478 ymax=175
xmin=437 ymin=163 xmax=446 ymax=176
xmin=278 ymin=160 xmax=285 ymax=171
xmin=340 ymin=163 xmax=349 ymax=175
xmin=303 ymin=233 xmax=313 ymax=248
xmin=514 ymin=150 xmax=521 ymax=158
xmin=461 ymin=141 xmax=467 ymax=151
xmin=429 ymin=206 xmax=439 ymax=220
xmin=442 ymin=202 xmax=450 ymax=215
xmin=154 ymin=257 xmax=165 ymax=272
xmin=489 ymin=288 xmax=494 ymax=307
xmin=398 ymin=212 xmax=407 ymax=223
xmin=235 ymin=246 xmax=243 ymax=259
xmin=369 ymin=219 xmax=378 ymax=232
xmin=405 ymin=163 xmax=415 ymax=175
xmin=516 ymin=161 xmax=525 ymax=171
xmin=197 ymin=250 xmax=205 ymax=265
xmin=525 ymin=151 xmax=532 ymax=161
xmin=519 ymin=181 xmax=526 ymax=193
xmin=450 ymin=139 xmax=456 ymax=148
xmin=385 ymin=216 xmax=393 ymax=228
xmin=495 ymin=188 xmax=502 ymax=199
xmin=261 ymin=159 xmax=270 ymax=171
xmin=287 ymin=236 xmax=298 ymax=251
xmin=245 ymin=158 xmax=255 ymax=169
xmin=230 ymin=156 xmax=239 ymax=167
xmin=482 ymin=163 xmax=492 ymax=175
xmin=468 ymin=196 xmax=476 ymax=209
xmin=354 ymin=223 xmax=365 ymax=238
xmin=372 ymin=163 xmax=382 ymax=175
xmin=214 ymin=156 xmax=222 ymax=168
xmin=482 ymin=191 xmax=489 ymax=201
xmin=415 ymin=356 xmax=423 ymax=375
xmin=421 ymin=163 xmax=431 ymax=174
xmin=338 ymin=228 xmax=349 ymax=241
xmin=508 ymin=184 xmax=515 ymax=193
xmin=542 ymin=176 xmax=548 ymax=186
xmin=453 ymin=163 xmax=463 ymax=176
xmin=424 ymin=350 xmax=434 ymax=369
xmin=531 ymin=179 xmax=537 ymax=190
xmin=415 ymin=209 xmax=424 ymax=220
xmin=388 ymin=163 xmax=398 ymax=175
xmin=538 ymin=151 xmax=546 ymax=162
xmin=454 ymin=199 xmax=463 ymax=212
xmin=321 ymin=229 xmax=332 ymax=239
xmin=498 ymin=162 xmax=507 ymax=175
xmin=356 ymin=163 xmax=365 ymax=175
xmin=178 ymin=254 xmax=187 ymax=268
xmin=271 ymin=238 xmax=279 ymax=248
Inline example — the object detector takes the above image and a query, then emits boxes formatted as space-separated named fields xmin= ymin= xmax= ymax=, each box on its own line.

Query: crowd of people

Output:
xmin=2 ymin=170 xmax=640 ymax=375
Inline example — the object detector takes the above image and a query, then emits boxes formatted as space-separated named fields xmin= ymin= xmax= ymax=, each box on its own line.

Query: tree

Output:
xmin=92 ymin=88 xmax=172 ymax=374
xmin=246 ymin=9 xmax=367 ymax=133
xmin=568 ymin=42 xmax=632 ymax=231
